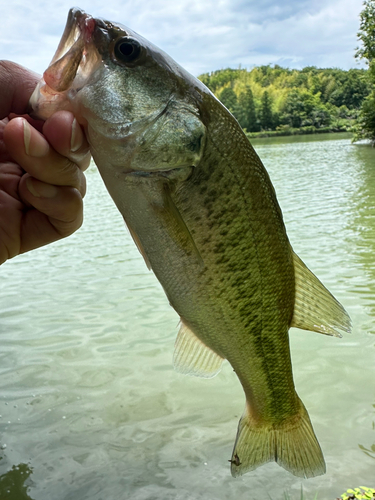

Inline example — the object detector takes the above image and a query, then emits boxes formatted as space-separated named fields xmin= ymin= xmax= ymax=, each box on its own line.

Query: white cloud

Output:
xmin=0 ymin=0 xmax=366 ymax=77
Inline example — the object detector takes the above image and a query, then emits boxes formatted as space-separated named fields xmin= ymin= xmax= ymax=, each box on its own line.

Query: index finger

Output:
xmin=43 ymin=111 xmax=91 ymax=172
xmin=3 ymin=117 xmax=86 ymax=196
xmin=0 ymin=61 xmax=40 ymax=119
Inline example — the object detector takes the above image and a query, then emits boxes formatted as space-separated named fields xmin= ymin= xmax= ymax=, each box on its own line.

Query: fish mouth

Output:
xmin=42 ymin=8 xmax=94 ymax=92
xmin=29 ymin=8 xmax=102 ymax=119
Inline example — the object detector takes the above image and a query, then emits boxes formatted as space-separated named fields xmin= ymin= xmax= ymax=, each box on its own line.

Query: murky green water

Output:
xmin=1 ymin=133 xmax=374 ymax=500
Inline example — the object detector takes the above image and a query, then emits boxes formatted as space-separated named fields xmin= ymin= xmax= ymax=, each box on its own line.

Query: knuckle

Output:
xmin=59 ymin=213 xmax=83 ymax=237
xmin=59 ymin=157 xmax=83 ymax=189
xmin=59 ymin=154 xmax=89 ymax=195
xmin=51 ymin=187 xmax=83 ymax=224
xmin=78 ymin=152 xmax=92 ymax=172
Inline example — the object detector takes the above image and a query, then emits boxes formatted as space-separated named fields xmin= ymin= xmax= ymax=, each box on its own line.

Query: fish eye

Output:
xmin=114 ymin=37 xmax=142 ymax=64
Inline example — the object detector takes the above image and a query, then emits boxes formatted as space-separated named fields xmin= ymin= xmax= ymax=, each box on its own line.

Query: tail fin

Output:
xmin=230 ymin=400 xmax=326 ymax=479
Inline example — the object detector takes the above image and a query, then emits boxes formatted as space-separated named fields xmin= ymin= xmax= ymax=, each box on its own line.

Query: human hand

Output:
xmin=0 ymin=61 xmax=91 ymax=265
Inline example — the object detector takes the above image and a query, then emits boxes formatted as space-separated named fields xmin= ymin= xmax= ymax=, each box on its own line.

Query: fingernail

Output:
xmin=26 ymin=177 xmax=58 ymax=198
xmin=23 ymin=119 xmax=31 ymax=155
xmin=70 ymin=118 xmax=83 ymax=152
xmin=23 ymin=119 xmax=49 ymax=157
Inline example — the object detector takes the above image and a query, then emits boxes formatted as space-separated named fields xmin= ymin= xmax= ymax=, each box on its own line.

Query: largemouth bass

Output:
xmin=30 ymin=8 xmax=351 ymax=479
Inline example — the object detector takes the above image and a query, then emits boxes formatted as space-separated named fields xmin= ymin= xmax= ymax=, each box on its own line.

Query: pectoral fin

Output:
xmin=126 ymin=221 xmax=152 ymax=270
xmin=119 ymin=171 xmax=203 ymax=271
xmin=156 ymin=184 xmax=204 ymax=267
xmin=291 ymin=251 xmax=351 ymax=337
xmin=173 ymin=320 xmax=225 ymax=378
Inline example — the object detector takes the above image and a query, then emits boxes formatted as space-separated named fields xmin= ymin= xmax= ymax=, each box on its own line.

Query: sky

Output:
xmin=0 ymin=0 xmax=367 ymax=78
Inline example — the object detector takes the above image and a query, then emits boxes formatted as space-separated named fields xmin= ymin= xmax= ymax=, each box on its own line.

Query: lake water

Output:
xmin=1 ymin=133 xmax=374 ymax=500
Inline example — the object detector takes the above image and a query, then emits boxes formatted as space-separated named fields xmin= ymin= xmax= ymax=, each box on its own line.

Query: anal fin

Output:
xmin=291 ymin=251 xmax=351 ymax=337
xmin=173 ymin=320 xmax=225 ymax=378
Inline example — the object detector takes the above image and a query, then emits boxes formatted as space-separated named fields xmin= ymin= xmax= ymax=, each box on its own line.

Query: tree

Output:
xmin=197 ymin=65 xmax=370 ymax=135
xmin=260 ymin=91 xmax=274 ymax=130
xmin=280 ymin=89 xmax=331 ymax=129
xmin=355 ymin=0 xmax=375 ymax=142
xmin=356 ymin=0 xmax=375 ymax=63
xmin=234 ymin=87 xmax=259 ymax=132
xmin=329 ymin=70 xmax=370 ymax=108
xmin=200 ymin=68 xmax=242 ymax=93
xmin=280 ymin=89 xmax=308 ymax=128
xmin=219 ymin=87 xmax=238 ymax=113
xmin=357 ymin=92 xmax=375 ymax=138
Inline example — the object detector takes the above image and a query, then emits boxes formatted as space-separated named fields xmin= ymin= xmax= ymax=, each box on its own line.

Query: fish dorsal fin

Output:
xmin=173 ymin=321 xmax=225 ymax=378
xmin=291 ymin=251 xmax=351 ymax=337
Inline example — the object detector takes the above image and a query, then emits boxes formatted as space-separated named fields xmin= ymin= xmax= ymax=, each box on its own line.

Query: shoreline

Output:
xmin=246 ymin=127 xmax=353 ymax=139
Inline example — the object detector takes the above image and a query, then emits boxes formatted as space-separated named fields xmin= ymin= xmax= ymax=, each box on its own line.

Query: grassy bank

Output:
xmin=246 ymin=123 xmax=354 ymax=139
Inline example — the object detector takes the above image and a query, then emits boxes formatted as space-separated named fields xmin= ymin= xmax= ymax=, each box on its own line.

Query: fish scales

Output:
xmin=171 ymin=95 xmax=298 ymax=419
xmin=29 ymin=8 xmax=352 ymax=480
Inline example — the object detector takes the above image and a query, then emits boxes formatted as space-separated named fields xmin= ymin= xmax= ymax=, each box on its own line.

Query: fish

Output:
xmin=29 ymin=8 xmax=352 ymax=479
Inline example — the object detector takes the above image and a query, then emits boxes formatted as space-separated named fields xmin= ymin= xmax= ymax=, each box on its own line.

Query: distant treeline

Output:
xmin=198 ymin=65 xmax=370 ymax=137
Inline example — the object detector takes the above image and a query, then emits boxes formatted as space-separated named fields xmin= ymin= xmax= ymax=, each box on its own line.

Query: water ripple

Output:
xmin=1 ymin=136 xmax=375 ymax=499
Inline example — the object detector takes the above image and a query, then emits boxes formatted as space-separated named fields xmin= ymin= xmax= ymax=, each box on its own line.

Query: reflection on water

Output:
xmin=254 ymin=134 xmax=375 ymax=478
xmin=1 ymin=133 xmax=375 ymax=499
xmin=0 ymin=463 xmax=34 ymax=500
xmin=347 ymin=143 xmax=375 ymax=322
xmin=359 ymin=441 xmax=375 ymax=460
xmin=346 ymin=144 xmax=375 ymax=461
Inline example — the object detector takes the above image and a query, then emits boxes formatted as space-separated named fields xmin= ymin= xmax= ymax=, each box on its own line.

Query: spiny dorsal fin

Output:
xmin=173 ymin=321 xmax=225 ymax=378
xmin=291 ymin=251 xmax=351 ymax=337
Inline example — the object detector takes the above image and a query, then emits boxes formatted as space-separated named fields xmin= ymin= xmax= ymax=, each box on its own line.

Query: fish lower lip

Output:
xmin=40 ymin=8 xmax=99 ymax=94
xmin=43 ymin=38 xmax=84 ymax=92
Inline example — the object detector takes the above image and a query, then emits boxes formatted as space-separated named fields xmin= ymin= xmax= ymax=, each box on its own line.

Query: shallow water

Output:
xmin=1 ymin=133 xmax=374 ymax=499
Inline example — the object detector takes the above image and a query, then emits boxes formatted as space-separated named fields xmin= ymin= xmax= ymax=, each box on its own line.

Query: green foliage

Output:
xmin=0 ymin=463 xmax=33 ymax=499
xmin=199 ymin=68 xmax=245 ymax=94
xmin=279 ymin=89 xmax=328 ymax=128
xmin=234 ymin=86 xmax=260 ymax=132
xmin=339 ymin=486 xmax=375 ymax=500
xmin=327 ymin=69 xmax=369 ymax=108
xmin=355 ymin=0 xmax=375 ymax=142
xmin=198 ymin=65 xmax=369 ymax=135
xmin=356 ymin=0 xmax=375 ymax=63
xmin=260 ymin=91 xmax=274 ymax=130
xmin=353 ymin=91 xmax=375 ymax=142
xmin=219 ymin=87 xmax=237 ymax=113
xmin=358 ymin=439 xmax=375 ymax=458
xmin=280 ymin=486 xmax=375 ymax=500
